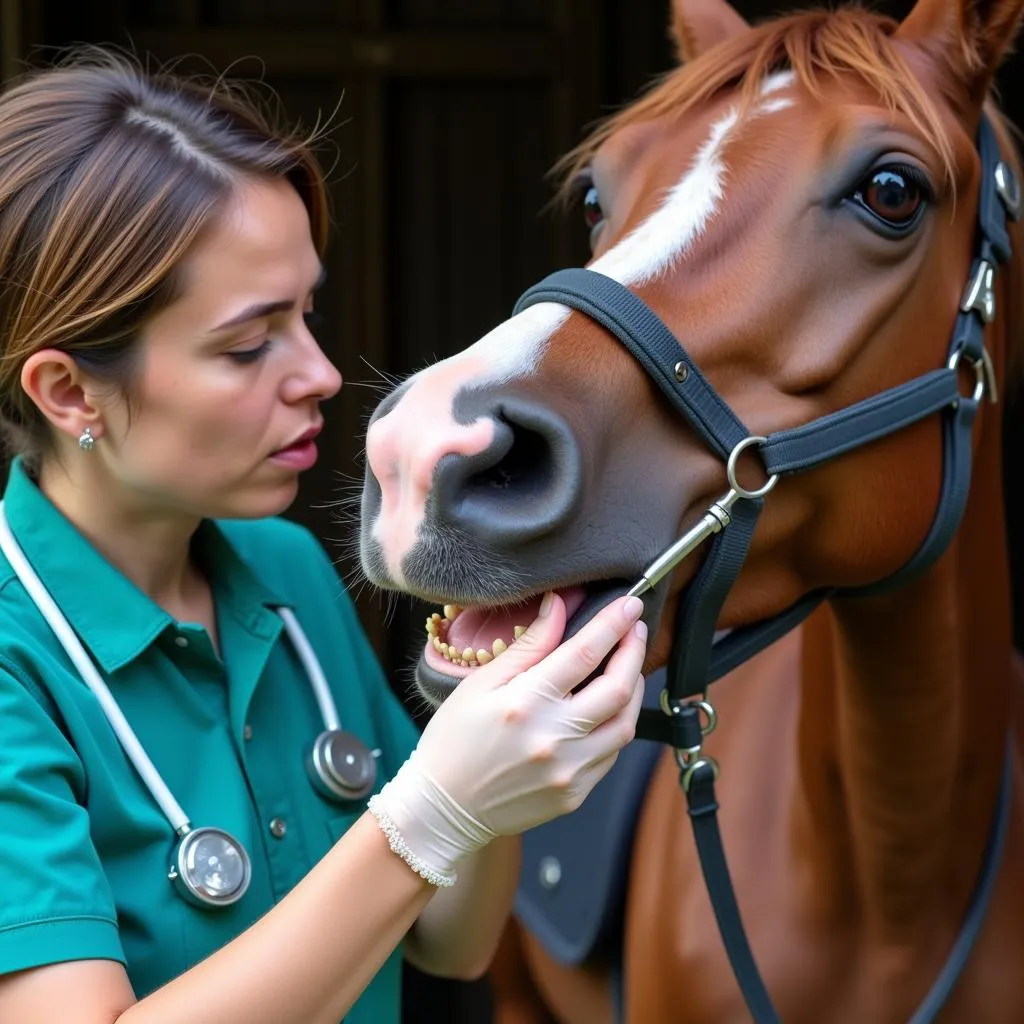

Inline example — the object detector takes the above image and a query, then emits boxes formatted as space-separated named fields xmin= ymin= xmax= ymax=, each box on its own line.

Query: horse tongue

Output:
xmin=447 ymin=587 xmax=587 ymax=652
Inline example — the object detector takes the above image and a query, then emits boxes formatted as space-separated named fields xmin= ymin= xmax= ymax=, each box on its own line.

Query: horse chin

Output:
xmin=414 ymin=580 xmax=644 ymax=705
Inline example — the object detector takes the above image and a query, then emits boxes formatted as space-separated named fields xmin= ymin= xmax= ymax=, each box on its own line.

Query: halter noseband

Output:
xmin=513 ymin=114 xmax=1021 ymax=1024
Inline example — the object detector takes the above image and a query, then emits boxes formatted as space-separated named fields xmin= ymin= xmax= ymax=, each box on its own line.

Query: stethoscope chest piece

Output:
xmin=168 ymin=826 xmax=252 ymax=908
xmin=307 ymin=729 xmax=377 ymax=801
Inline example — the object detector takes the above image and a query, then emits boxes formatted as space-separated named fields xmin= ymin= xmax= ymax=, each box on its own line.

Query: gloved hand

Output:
xmin=368 ymin=593 xmax=646 ymax=886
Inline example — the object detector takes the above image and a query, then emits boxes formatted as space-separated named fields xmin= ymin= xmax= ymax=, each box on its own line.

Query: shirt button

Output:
xmin=243 ymin=724 xmax=253 ymax=741
xmin=269 ymin=817 xmax=287 ymax=839
xmin=174 ymin=636 xmax=189 ymax=648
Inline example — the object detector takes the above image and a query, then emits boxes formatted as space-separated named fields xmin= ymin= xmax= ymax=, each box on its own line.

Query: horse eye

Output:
xmin=853 ymin=167 xmax=926 ymax=228
xmin=583 ymin=186 xmax=605 ymax=231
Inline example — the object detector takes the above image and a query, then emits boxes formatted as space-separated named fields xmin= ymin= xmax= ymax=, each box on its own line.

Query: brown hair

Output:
xmin=0 ymin=48 xmax=330 ymax=464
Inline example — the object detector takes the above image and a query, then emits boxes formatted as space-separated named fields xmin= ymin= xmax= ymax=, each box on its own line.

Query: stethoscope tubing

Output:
xmin=0 ymin=503 xmax=345 ymax=838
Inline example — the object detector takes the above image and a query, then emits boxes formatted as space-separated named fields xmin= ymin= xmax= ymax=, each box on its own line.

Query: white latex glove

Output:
xmin=368 ymin=593 xmax=646 ymax=886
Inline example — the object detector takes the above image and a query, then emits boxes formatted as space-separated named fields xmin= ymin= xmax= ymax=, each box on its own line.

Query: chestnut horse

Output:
xmin=359 ymin=0 xmax=1024 ymax=1019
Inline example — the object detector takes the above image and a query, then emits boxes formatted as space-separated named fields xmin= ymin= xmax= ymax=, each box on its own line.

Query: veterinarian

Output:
xmin=0 ymin=51 xmax=647 ymax=1023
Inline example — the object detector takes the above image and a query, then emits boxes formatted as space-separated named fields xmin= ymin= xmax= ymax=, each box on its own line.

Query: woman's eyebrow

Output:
xmin=211 ymin=265 xmax=327 ymax=332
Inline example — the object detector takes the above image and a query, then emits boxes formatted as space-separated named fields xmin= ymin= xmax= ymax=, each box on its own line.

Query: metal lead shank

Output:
xmin=627 ymin=490 xmax=740 ymax=598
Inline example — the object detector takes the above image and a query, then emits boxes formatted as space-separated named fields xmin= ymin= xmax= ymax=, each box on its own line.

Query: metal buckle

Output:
xmin=664 ymin=695 xmax=719 ymax=787
xmin=960 ymin=260 xmax=996 ymax=324
xmin=679 ymin=756 xmax=720 ymax=793
xmin=948 ymin=346 xmax=998 ymax=406
xmin=995 ymin=162 xmax=1022 ymax=222
xmin=660 ymin=691 xmax=717 ymax=733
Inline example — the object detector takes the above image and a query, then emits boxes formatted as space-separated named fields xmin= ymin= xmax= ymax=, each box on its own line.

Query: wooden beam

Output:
xmin=352 ymin=0 xmax=389 ymax=661
xmin=0 ymin=0 xmax=22 ymax=84
xmin=356 ymin=0 xmax=388 ymax=387
xmin=129 ymin=30 xmax=558 ymax=78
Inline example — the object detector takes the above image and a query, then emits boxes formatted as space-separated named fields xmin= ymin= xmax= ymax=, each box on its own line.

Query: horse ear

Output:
xmin=670 ymin=0 xmax=749 ymax=63
xmin=897 ymin=0 xmax=1024 ymax=106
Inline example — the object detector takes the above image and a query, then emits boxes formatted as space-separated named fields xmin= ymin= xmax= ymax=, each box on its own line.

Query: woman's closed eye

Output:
xmin=226 ymin=337 xmax=274 ymax=364
xmin=226 ymin=312 xmax=324 ymax=364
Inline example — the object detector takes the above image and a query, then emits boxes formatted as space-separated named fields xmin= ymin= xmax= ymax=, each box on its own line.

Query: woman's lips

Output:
xmin=270 ymin=439 xmax=319 ymax=470
xmin=270 ymin=423 xmax=323 ymax=470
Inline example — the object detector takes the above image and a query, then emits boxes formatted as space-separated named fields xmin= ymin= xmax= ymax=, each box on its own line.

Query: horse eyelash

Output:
xmin=876 ymin=161 xmax=935 ymax=202
xmin=570 ymin=169 xmax=596 ymax=201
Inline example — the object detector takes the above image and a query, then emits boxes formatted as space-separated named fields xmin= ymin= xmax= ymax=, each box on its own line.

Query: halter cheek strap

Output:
xmin=513 ymin=114 xmax=1020 ymax=1024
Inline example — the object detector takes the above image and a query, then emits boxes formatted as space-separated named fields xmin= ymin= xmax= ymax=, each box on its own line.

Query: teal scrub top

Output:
xmin=0 ymin=458 xmax=420 ymax=1022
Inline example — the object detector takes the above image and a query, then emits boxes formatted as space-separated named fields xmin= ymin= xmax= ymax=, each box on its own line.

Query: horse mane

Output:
xmin=557 ymin=4 xmax=1024 ymax=376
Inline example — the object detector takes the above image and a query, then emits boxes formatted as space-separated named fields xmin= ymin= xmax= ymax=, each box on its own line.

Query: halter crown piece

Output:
xmin=513 ymin=116 xmax=1020 ymax=1024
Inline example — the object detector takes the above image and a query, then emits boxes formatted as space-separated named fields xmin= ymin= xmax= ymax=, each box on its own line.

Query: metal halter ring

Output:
xmin=679 ymin=755 xmax=720 ymax=792
xmin=659 ymin=691 xmax=718 ymax=737
xmin=727 ymin=435 xmax=778 ymax=500
xmin=948 ymin=346 xmax=997 ymax=407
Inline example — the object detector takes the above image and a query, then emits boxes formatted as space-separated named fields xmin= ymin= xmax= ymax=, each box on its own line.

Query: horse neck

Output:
xmin=794 ymin=387 xmax=1016 ymax=941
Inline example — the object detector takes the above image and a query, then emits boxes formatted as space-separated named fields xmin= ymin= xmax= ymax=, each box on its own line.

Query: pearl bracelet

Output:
xmin=367 ymin=794 xmax=458 ymax=888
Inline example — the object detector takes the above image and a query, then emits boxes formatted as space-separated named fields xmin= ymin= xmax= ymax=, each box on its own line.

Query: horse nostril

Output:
xmin=433 ymin=394 xmax=582 ymax=546
xmin=467 ymin=423 xmax=552 ymax=496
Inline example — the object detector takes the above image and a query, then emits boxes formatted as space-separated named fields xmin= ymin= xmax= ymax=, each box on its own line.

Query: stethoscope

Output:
xmin=0 ymin=504 xmax=379 ymax=910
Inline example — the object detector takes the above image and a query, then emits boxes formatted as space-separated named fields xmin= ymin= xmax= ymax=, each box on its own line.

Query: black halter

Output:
xmin=513 ymin=115 xmax=1020 ymax=1023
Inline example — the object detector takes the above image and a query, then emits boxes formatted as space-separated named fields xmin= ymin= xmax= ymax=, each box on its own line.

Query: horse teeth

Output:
xmin=440 ymin=642 xmax=450 ymax=657
xmin=462 ymin=647 xmax=475 ymax=663
xmin=477 ymin=649 xmax=492 ymax=665
xmin=432 ymin=636 xmax=442 ymax=652
xmin=492 ymin=638 xmax=508 ymax=656
xmin=513 ymin=625 xmax=526 ymax=640
xmin=443 ymin=604 xmax=461 ymax=621
xmin=426 ymin=619 xmax=438 ymax=636
xmin=431 ymin=612 xmax=442 ymax=622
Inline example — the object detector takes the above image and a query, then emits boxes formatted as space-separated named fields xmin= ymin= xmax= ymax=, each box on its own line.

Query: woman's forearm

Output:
xmin=120 ymin=813 xmax=435 ymax=1024
xmin=404 ymin=835 xmax=521 ymax=979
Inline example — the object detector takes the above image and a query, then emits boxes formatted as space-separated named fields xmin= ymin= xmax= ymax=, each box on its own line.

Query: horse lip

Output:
xmin=562 ymin=582 xmax=633 ymax=640
xmin=414 ymin=580 xmax=664 ymax=705
xmin=415 ymin=650 xmax=462 ymax=705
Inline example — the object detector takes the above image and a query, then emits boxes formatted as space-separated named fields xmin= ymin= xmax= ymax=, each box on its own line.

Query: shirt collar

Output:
xmin=2 ymin=458 xmax=288 ymax=673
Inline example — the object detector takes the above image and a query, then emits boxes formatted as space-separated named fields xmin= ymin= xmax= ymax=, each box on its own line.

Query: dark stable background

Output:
xmin=3 ymin=1 xmax=1023 ymax=1019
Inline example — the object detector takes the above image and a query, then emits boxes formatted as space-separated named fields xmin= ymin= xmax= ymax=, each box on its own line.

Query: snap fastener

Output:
xmin=174 ymin=636 xmax=189 ymax=648
xmin=243 ymin=724 xmax=253 ymax=741
xmin=269 ymin=817 xmax=287 ymax=839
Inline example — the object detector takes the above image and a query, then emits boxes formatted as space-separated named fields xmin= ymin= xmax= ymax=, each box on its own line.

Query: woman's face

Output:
xmin=91 ymin=176 xmax=341 ymax=520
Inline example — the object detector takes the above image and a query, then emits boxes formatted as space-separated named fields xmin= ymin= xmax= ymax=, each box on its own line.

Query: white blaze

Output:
xmin=449 ymin=73 xmax=794 ymax=385
xmin=587 ymin=108 xmax=737 ymax=288
xmin=367 ymin=75 xmax=794 ymax=568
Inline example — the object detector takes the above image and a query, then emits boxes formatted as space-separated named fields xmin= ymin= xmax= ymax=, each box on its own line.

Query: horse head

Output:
xmin=359 ymin=0 xmax=1024 ymax=706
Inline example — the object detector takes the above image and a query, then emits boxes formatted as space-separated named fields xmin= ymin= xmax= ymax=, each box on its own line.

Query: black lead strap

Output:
xmin=513 ymin=115 xmax=1019 ymax=1023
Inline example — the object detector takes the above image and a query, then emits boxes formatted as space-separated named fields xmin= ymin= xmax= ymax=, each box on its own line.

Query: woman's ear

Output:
xmin=670 ymin=0 xmax=750 ymax=64
xmin=21 ymin=350 xmax=103 ymax=445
